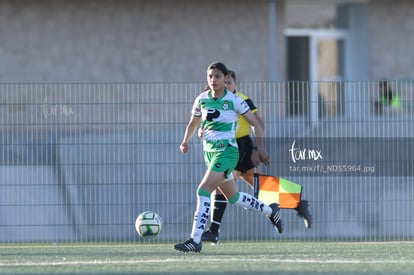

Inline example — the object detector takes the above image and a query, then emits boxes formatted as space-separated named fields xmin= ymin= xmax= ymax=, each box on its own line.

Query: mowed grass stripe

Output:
xmin=0 ymin=258 xmax=413 ymax=267
xmin=0 ymin=241 xmax=414 ymax=274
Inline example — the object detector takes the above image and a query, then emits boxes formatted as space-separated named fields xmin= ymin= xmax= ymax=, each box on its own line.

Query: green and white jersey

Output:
xmin=192 ymin=89 xmax=249 ymax=152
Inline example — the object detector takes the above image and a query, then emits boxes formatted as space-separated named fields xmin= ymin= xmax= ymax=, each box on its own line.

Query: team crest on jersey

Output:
xmin=222 ymin=101 xmax=229 ymax=110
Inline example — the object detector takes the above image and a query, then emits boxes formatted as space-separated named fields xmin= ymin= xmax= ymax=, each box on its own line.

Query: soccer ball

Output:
xmin=135 ymin=211 xmax=163 ymax=238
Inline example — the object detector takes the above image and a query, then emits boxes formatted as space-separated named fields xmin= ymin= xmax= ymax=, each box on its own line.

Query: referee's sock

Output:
xmin=209 ymin=193 xmax=228 ymax=235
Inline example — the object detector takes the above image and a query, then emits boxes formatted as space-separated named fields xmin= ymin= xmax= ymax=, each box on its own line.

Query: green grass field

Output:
xmin=1 ymin=241 xmax=413 ymax=274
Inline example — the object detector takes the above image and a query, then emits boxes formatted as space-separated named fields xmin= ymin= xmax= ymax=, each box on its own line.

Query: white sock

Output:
xmin=230 ymin=192 xmax=272 ymax=217
xmin=190 ymin=190 xmax=211 ymax=243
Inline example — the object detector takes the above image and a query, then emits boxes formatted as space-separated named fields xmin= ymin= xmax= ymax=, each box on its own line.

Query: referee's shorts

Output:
xmin=234 ymin=135 xmax=255 ymax=173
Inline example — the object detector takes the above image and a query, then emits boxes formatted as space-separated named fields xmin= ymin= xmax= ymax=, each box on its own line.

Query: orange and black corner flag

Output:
xmin=254 ymin=173 xmax=302 ymax=209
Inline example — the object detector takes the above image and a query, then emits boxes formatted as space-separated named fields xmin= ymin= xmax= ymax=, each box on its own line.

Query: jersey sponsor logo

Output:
xmin=206 ymin=109 xmax=220 ymax=121
xmin=215 ymin=162 xmax=222 ymax=169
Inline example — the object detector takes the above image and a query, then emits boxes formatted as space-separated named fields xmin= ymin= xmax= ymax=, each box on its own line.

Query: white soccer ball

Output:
xmin=135 ymin=211 xmax=163 ymax=238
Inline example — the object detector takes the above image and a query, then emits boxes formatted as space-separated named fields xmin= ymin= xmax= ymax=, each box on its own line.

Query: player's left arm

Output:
xmin=253 ymin=112 xmax=264 ymax=130
xmin=242 ymin=110 xmax=270 ymax=165
xmin=245 ymin=97 xmax=266 ymax=163
xmin=244 ymin=97 xmax=265 ymax=130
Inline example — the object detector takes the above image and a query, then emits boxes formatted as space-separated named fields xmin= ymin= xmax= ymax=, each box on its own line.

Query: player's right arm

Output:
xmin=180 ymin=115 xmax=201 ymax=153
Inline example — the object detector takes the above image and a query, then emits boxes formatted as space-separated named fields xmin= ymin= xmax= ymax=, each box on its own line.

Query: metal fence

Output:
xmin=0 ymin=81 xmax=413 ymax=243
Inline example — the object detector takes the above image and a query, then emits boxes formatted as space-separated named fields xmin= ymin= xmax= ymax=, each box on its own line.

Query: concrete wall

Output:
xmin=370 ymin=0 xmax=414 ymax=80
xmin=2 ymin=0 xmax=414 ymax=83
xmin=0 ymin=0 xmax=286 ymax=82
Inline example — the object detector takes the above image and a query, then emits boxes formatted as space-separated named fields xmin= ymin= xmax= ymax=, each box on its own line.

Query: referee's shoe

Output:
xmin=296 ymin=200 xmax=312 ymax=229
xmin=201 ymin=229 xmax=220 ymax=245
xmin=269 ymin=203 xmax=283 ymax=234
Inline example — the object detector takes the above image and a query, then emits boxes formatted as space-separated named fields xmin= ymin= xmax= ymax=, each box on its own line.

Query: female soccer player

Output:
xmin=202 ymin=70 xmax=312 ymax=245
xmin=174 ymin=62 xmax=282 ymax=253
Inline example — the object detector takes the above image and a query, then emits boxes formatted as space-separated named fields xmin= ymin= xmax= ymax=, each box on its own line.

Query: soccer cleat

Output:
xmin=269 ymin=203 xmax=283 ymax=234
xmin=201 ymin=230 xmax=220 ymax=245
xmin=173 ymin=238 xmax=202 ymax=253
xmin=296 ymin=200 xmax=312 ymax=229
xmin=275 ymin=219 xmax=283 ymax=234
